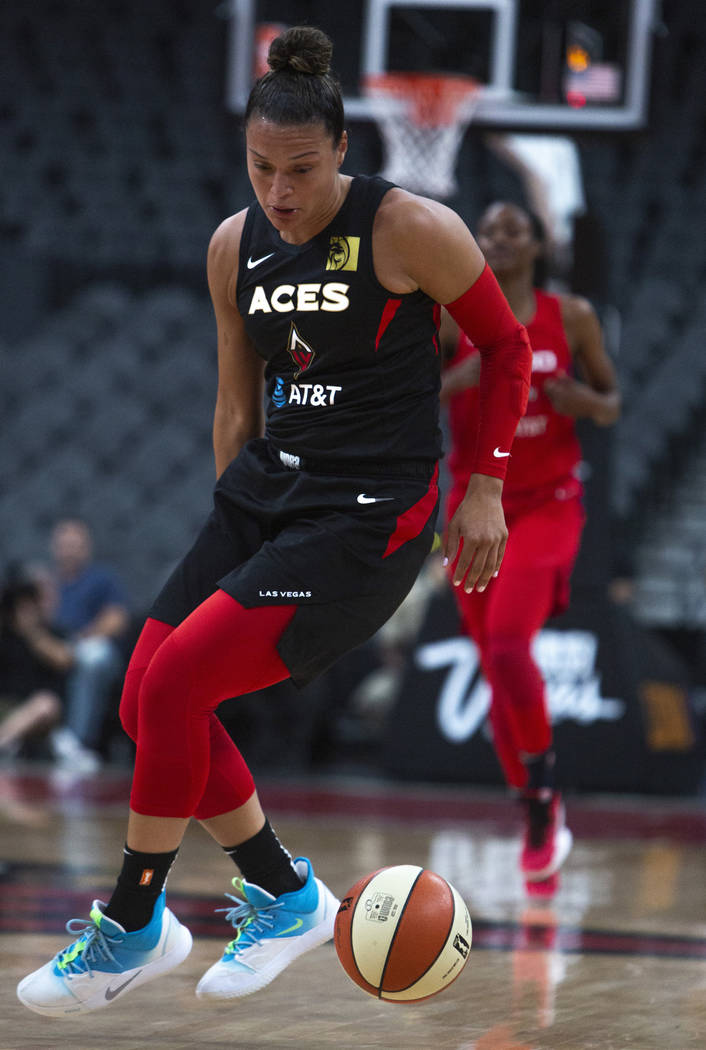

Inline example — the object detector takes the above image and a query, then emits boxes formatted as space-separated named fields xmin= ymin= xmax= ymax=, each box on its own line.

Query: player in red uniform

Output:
xmin=18 ymin=32 xmax=531 ymax=1016
xmin=442 ymin=201 xmax=620 ymax=894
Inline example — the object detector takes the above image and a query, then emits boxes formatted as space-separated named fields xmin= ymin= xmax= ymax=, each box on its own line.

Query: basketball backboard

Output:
xmin=226 ymin=0 xmax=658 ymax=131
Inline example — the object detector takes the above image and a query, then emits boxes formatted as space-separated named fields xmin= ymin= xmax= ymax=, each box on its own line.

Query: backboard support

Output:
xmin=225 ymin=0 xmax=658 ymax=132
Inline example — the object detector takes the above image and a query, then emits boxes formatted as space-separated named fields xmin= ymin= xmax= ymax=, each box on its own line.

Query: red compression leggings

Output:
xmin=456 ymin=566 xmax=555 ymax=790
xmin=449 ymin=489 xmax=583 ymax=790
xmin=119 ymin=589 xmax=294 ymax=819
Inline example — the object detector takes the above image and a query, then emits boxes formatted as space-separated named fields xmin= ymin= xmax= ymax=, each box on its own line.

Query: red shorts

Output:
xmin=447 ymin=481 xmax=585 ymax=622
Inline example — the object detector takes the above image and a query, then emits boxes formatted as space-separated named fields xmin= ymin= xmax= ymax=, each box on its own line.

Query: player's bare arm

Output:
xmin=208 ymin=212 xmax=267 ymax=477
xmin=373 ymin=189 xmax=485 ymax=298
xmin=375 ymin=191 xmax=524 ymax=593
xmin=394 ymin=196 xmax=507 ymax=593
xmin=546 ymin=294 xmax=621 ymax=425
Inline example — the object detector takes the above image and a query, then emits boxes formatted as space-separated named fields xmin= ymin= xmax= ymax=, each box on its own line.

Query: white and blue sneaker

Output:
xmin=196 ymin=857 xmax=339 ymax=999
xmin=17 ymin=892 xmax=192 ymax=1016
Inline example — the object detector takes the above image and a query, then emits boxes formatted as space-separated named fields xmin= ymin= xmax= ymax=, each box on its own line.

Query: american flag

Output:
xmin=563 ymin=63 xmax=623 ymax=106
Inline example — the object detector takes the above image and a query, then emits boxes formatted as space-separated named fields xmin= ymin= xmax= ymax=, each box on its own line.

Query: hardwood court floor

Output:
xmin=1 ymin=765 xmax=705 ymax=1050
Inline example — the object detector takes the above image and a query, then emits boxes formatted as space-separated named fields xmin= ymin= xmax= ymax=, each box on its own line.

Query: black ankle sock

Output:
xmin=104 ymin=845 xmax=179 ymax=932
xmin=223 ymin=819 xmax=303 ymax=898
xmin=522 ymin=749 xmax=556 ymax=798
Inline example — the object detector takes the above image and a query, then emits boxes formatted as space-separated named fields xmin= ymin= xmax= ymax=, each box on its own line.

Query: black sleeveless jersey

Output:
xmin=236 ymin=175 xmax=442 ymax=467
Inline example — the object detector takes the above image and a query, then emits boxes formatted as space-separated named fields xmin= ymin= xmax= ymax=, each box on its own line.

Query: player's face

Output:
xmin=51 ymin=521 xmax=92 ymax=575
xmin=246 ymin=119 xmax=348 ymax=242
xmin=476 ymin=203 xmax=540 ymax=278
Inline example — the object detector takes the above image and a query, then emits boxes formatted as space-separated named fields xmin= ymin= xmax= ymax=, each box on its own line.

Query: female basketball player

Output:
xmin=441 ymin=201 xmax=620 ymax=894
xmin=18 ymin=31 xmax=532 ymax=1016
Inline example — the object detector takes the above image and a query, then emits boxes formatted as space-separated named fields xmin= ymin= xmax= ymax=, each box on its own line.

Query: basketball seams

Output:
xmin=380 ymin=872 xmax=455 ymax=996
xmin=334 ymin=864 xmax=471 ymax=1002
xmin=377 ymin=867 xmax=425 ymax=998
xmin=381 ymin=883 xmax=471 ymax=1002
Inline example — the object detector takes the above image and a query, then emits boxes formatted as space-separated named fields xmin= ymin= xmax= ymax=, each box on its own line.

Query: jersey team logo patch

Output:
xmin=287 ymin=322 xmax=316 ymax=377
xmin=326 ymin=235 xmax=360 ymax=272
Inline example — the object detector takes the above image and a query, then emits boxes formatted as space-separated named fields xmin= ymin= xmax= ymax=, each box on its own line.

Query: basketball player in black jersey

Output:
xmin=18 ymin=26 xmax=532 ymax=1016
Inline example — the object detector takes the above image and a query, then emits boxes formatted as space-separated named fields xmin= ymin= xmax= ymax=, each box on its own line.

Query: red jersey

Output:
xmin=447 ymin=290 xmax=583 ymax=512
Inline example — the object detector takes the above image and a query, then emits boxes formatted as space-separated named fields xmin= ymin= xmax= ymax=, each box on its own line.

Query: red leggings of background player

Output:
xmin=447 ymin=485 xmax=585 ymax=789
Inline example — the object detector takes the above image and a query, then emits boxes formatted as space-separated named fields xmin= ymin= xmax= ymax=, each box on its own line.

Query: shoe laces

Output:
xmin=217 ymin=877 xmax=284 ymax=955
xmin=56 ymin=915 xmax=122 ymax=976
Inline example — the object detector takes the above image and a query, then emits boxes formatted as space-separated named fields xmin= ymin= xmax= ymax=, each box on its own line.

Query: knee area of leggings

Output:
xmin=138 ymin=629 xmax=200 ymax=706
xmin=484 ymin=635 xmax=533 ymax=670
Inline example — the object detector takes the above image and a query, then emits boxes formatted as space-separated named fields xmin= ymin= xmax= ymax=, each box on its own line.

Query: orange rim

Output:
xmin=363 ymin=72 xmax=480 ymax=126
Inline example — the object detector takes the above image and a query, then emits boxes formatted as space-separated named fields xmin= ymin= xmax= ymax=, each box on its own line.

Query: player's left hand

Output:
xmin=444 ymin=474 xmax=507 ymax=592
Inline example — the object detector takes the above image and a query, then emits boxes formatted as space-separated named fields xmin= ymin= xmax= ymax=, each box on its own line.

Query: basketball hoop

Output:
xmin=363 ymin=72 xmax=482 ymax=199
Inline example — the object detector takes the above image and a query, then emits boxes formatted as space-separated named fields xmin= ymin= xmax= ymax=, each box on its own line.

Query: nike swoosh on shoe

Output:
xmin=104 ymin=970 xmax=142 ymax=1000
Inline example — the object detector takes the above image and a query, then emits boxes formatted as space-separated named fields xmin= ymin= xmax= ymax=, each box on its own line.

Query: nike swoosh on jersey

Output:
xmin=247 ymin=252 xmax=275 ymax=269
xmin=104 ymin=970 xmax=143 ymax=1000
xmin=493 ymin=448 xmax=511 ymax=458
xmin=357 ymin=494 xmax=395 ymax=504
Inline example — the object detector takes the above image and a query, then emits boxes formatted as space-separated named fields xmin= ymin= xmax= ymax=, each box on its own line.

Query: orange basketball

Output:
xmin=333 ymin=864 xmax=472 ymax=1002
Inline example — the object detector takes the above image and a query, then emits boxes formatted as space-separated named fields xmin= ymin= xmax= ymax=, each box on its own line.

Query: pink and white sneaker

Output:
xmin=521 ymin=793 xmax=573 ymax=888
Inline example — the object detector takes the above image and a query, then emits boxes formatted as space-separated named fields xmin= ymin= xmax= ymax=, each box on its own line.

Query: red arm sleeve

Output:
xmin=444 ymin=263 xmax=532 ymax=479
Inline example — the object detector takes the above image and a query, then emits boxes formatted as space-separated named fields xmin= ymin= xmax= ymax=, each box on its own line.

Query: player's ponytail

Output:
xmin=245 ymin=26 xmax=344 ymax=144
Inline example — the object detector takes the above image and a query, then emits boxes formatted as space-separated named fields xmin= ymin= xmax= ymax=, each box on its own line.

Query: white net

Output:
xmin=364 ymin=74 xmax=481 ymax=200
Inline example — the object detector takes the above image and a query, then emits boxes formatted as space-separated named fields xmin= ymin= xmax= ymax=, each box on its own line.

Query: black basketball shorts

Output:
xmin=149 ymin=438 xmax=440 ymax=686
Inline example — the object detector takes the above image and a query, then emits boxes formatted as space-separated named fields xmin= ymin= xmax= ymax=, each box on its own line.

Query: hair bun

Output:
xmin=267 ymin=26 xmax=333 ymax=76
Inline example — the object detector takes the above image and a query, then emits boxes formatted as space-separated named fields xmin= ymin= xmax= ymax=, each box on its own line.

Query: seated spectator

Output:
xmin=49 ymin=518 xmax=131 ymax=763
xmin=0 ymin=568 xmax=73 ymax=760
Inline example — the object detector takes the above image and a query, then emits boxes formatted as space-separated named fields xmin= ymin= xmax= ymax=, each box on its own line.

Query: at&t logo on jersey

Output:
xmin=289 ymin=383 xmax=342 ymax=406
xmin=271 ymin=378 xmax=343 ymax=408
xmin=272 ymin=377 xmax=287 ymax=408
